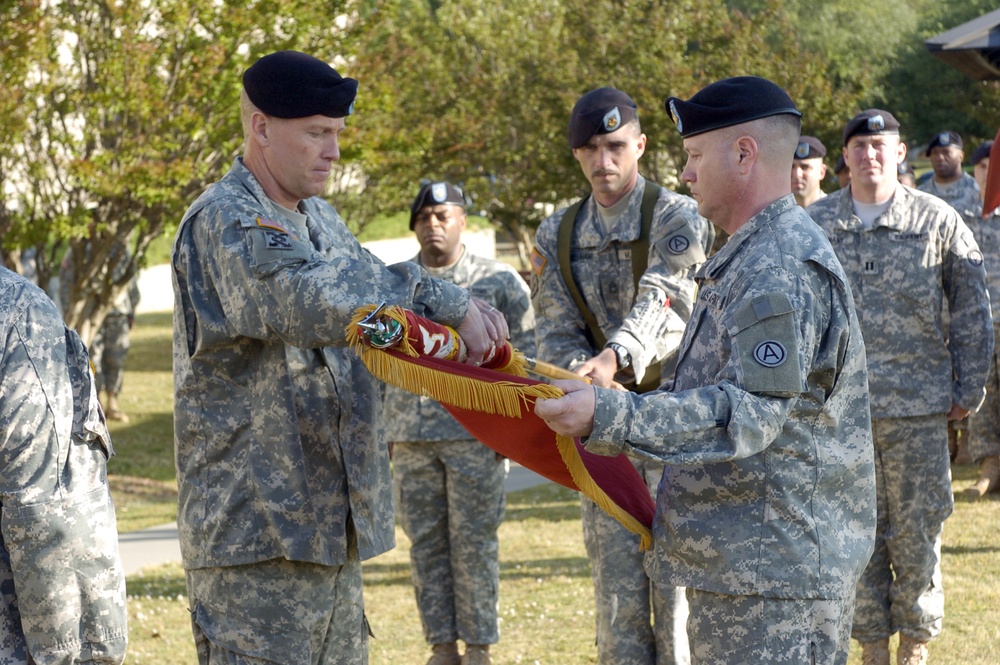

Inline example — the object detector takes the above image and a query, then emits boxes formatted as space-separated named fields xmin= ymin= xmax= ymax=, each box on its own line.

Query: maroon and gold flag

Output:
xmin=347 ymin=304 xmax=655 ymax=549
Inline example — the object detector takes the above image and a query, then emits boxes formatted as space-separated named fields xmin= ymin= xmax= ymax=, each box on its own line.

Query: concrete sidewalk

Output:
xmin=119 ymin=463 xmax=550 ymax=576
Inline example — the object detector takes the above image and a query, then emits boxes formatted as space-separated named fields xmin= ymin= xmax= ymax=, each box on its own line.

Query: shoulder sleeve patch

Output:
xmin=239 ymin=215 xmax=312 ymax=277
xmin=726 ymin=293 xmax=804 ymax=396
xmin=530 ymin=247 xmax=547 ymax=275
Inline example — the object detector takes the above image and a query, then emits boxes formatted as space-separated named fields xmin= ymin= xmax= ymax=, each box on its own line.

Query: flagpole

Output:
xmin=524 ymin=357 xmax=591 ymax=383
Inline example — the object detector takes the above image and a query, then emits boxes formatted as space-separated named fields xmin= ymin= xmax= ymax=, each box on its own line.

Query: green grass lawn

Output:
xmin=114 ymin=312 xmax=1000 ymax=664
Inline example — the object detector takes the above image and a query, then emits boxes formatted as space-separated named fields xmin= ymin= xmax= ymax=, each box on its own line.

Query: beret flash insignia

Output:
xmin=603 ymin=107 xmax=622 ymax=132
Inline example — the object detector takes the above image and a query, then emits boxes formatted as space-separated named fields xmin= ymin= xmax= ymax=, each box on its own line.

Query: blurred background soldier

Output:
xmin=60 ymin=241 xmax=140 ymax=422
xmin=92 ymin=265 xmax=140 ymax=422
xmin=384 ymin=181 xmax=535 ymax=665
xmin=919 ymin=130 xmax=982 ymax=466
xmin=835 ymin=154 xmax=852 ymax=190
xmin=962 ymin=140 xmax=1000 ymax=498
xmin=1 ymin=266 xmax=128 ymax=665
xmin=919 ymin=131 xmax=980 ymax=216
xmin=808 ymin=110 xmax=992 ymax=665
xmin=897 ymin=161 xmax=916 ymax=188
xmin=531 ymin=86 xmax=714 ymax=665
xmin=791 ymin=135 xmax=828 ymax=207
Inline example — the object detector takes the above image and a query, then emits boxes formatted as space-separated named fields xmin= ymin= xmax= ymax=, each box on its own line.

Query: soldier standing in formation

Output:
xmin=918 ymin=130 xmax=981 ymax=219
xmin=918 ymin=130 xmax=983 ymax=465
xmin=384 ymin=181 xmax=535 ymax=665
xmin=791 ymin=135 xmax=828 ymax=208
xmin=961 ymin=140 xmax=1000 ymax=498
xmin=59 ymin=241 xmax=141 ymax=422
xmin=808 ymin=110 xmax=992 ymax=665
xmin=530 ymin=86 xmax=713 ymax=665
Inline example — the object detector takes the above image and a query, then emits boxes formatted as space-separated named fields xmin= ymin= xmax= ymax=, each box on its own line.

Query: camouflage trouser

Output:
xmin=186 ymin=545 xmax=367 ymax=665
xmin=687 ymin=589 xmax=855 ymax=665
xmin=90 ymin=313 xmax=130 ymax=394
xmin=968 ymin=335 xmax=1000 ymax=461
xmin=582 ymin=460 xmax=689 ymax=665
xmin=393 ymin=440 xmax=506 ymax=645
xmin=853 ymin=414 xmax=953 ymax=643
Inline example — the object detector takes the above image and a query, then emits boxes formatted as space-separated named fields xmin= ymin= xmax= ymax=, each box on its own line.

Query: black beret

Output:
xmin=924 ymin=130 xmax=963 ymax=156
xmin=834 ymin=154 xmax=848 ymax=174
xmin=842 ymin=109 xmax=899 ymax=146
xmin=794 ymin=135 xmax=826 ymax=160
xmin=243 ymin=50 xmax=358 ymax=119
xmin=972 ymin=140 xmax=994 ymax=166
xmin=409 ymin=181 xmax=466 ymax=230
xmin=665 ymin=76 xmax=801 ymax=139
xmin=568 ymin=88 xmax=639 ymax=149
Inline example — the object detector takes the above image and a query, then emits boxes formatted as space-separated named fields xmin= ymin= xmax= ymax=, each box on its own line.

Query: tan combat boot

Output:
xmin=461 ymin=644 xmax=491 ymax=665
xmin=861 ymin=638 xmax=890 ymax=665
xmin=963 ymin=455 xmax=1000 ymax=498
xmin=427 ymin=642 xmax=461 ymax=665
xmin=897 ymin=634 xmax=929 ymax=665
xmin=105 ymin=391 xmax=130 ymax=423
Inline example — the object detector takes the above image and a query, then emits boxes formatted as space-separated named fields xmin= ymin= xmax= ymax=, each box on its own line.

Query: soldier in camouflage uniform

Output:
xmin=807 ymin=110 xmax=993 ymax=665
xmin=918 ymin=131 xmax=981 ymax=219
xmin=536 ymin=76 xmax=876 ymax=665
xmin=961 ymin=140 xmax=1000 ymax=498
xmin=59 ymin=242 xmax=141 ymax=422
xmin=790 ymin=135 xmax=828 ymax=208
xmin=171 ymin=51 xmax=507 ymax=665
xmin=0 ymin=266 xmax=128 ymax=664
xmin=90 ymin=259 xmax=140 ymax=422
xmin=384 ymin=181 xmax=535 ymax=665
xmin=530 ymin=87 xmax=714 ymax=665
xmin=897 ymin=161 xmax=916 ymax=189
xmin=918 ymin=130 xmax=982 ymax=465
xmin=835 ymin=154 xmax=852 ymax=190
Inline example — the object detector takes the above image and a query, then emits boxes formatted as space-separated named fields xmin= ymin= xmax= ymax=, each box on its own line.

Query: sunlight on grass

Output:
xmin=117 ymin=310 xmax=1000 ymax=664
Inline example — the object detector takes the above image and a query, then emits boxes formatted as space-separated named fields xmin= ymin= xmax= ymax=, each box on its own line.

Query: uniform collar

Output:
xmin=698 ymin=194 xmax=796 ymax=280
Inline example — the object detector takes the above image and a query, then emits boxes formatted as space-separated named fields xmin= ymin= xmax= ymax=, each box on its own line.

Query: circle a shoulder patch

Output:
xmin=753 ymin=340 xmax=787 ymax=367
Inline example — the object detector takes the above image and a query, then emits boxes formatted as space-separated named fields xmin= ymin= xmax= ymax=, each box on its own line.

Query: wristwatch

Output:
xmin=606 ymin=342 xmax=631 ymax=371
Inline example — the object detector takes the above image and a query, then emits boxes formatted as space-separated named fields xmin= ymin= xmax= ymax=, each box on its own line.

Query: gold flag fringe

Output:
xmin=347 ymin=304 xmax=651 ymax=548
xmin=347 ymin=305 xmax=542 ymax=418
xmin=555 ymin=433 xmax=653 ymax=551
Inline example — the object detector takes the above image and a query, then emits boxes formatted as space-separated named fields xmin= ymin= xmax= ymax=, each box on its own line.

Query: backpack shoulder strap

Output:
xmin=557 ymin=196 xmax=607 ymax=349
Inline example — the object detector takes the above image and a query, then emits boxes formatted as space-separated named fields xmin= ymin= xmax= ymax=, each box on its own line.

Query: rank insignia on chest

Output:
xmin=863 ymin=260 xmax=878 ymax=275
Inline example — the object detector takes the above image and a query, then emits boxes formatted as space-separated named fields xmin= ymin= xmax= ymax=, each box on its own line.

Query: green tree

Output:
xmin=881 ymin=0 xmax=1000 ymax=152
xmin=0 ymin=0 xmax=45 ymax=272
xmin=346 ymin=0 xmax=866 ymax=264
xmin=0 ymin=0 xmax=350 ymax=343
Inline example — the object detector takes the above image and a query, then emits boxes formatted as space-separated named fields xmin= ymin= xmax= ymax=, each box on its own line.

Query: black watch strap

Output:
xmin=606 ymin=342 xmax=631 ymax=370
